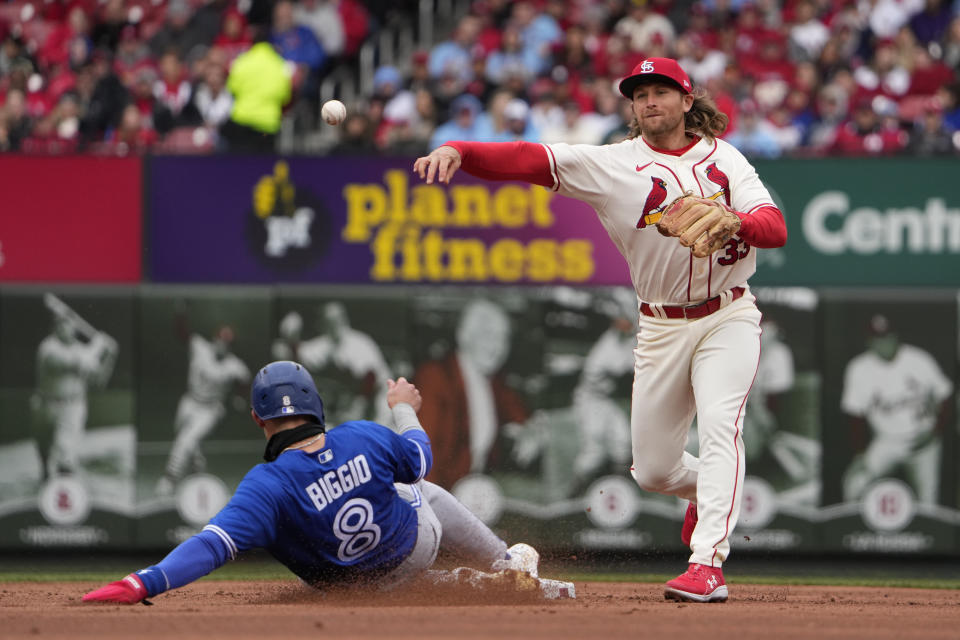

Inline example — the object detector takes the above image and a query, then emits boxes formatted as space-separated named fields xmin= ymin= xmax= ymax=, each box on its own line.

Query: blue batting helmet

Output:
xmin=250 ymin=361 xmax=325 ymax=425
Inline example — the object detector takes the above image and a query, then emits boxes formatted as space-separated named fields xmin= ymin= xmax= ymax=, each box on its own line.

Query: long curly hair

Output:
xmin=627 ymin=87 xmax=729 ymax=141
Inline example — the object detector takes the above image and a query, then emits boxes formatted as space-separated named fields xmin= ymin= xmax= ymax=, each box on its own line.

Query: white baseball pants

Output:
xmin=629 ymin=292 xmax=762 ymax=567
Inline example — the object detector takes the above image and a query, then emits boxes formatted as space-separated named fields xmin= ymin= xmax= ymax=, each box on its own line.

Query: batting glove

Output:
xmin=82 ymin=573 xmax=149 ymax=605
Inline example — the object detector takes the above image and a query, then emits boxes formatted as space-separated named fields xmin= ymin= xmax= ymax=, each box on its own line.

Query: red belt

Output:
xmin=640 ymin=287 xmax=745 ymax=320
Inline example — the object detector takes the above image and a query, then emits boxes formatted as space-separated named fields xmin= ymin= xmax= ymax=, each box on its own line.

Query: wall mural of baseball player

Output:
xmin=732 ymin=288 xmax=822 ymax=547
xmin=155 ymin=303 xmax=252 ymax=497
xmin=411 ymin=295 xmax=546 ymax=495
xmin=83 ymin=361 xmax=574 ymax=604
xmin=414 ymin=57 xmax=788 ymax=602
xmin=271 ymin=299 xmax=395 ymax=426
xmin=821 ymin=298 xmax=957 ymax=554
xmin=33 ymin=293 xmax=119 ymax=479
xmin=569 ymin=288 xmax=636 ymax=490
xmin=136 ymin=289 xmax=270 ymax=544
xmin=841 ymin=314 xmax=953 ymax=505
xmin=0 ymin=290 xmax=137 ymax=546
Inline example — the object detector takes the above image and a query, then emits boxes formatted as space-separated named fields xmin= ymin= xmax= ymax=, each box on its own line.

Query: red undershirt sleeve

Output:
xmin=443 ymin=141 xmax=554 ymax=187
xmin=735 ymin=205 xmax=787 ymax=248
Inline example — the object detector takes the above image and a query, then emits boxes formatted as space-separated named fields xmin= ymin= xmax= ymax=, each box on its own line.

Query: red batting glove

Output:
xmin=82 ymin=573 xmax=148 ymax=604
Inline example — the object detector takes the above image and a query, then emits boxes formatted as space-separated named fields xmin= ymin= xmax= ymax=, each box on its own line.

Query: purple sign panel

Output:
xmin=148 ymin=156 xmax=631 ymax=285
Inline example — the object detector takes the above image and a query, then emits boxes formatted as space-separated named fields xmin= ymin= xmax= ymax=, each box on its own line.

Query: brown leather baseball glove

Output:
xmin=657 ymin=195 xmax=742 ymax=258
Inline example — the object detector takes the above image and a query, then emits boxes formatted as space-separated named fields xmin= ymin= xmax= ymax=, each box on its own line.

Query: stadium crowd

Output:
xmin=1 ymin=0 xmax=959 ymax=157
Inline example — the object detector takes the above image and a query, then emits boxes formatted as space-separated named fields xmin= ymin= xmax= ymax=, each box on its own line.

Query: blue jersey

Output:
xmin=136 ymin=421 xmax=432 ymax=595
xmin=207 ymin=421 xmax=430 ymax=585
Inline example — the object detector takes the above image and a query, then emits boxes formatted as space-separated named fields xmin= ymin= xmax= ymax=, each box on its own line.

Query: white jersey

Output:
xmin=544 ymin=136 xmax=776 ymax=304
xmin=577 ymin=328 xmax=635 ymax=397
xmin=298 ymin=328 xmax=392 ymax=383
xmin=186 ymin=335 xmax=250 ymax=404
xmin=36 ymin=335 xmax=111 ymax=400
xmin=841 ymin=344 xmax=953 ymax=440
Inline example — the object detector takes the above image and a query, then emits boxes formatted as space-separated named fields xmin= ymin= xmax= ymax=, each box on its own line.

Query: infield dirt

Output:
xmin=2 ymin=580 xmax=958 ymax=639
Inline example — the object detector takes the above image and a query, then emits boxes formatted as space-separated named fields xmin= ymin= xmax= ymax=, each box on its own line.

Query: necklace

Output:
xmin=282 ymin=434 xmax=323 ymax=453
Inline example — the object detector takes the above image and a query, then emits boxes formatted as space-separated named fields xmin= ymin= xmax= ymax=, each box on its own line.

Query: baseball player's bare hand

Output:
xmin=413 ymin=146 xmax=462 ymax=185
xmin=386 ymin=377 xmax=422 ymax=412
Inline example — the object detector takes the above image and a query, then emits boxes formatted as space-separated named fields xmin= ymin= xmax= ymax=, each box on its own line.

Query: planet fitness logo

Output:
xmin=246 ymin=160 xmax=332 ymax=272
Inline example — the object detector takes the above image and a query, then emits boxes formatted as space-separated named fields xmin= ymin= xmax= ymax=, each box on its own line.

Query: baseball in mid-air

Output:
xmin=322 ymin=99 xmax=347 ymax=125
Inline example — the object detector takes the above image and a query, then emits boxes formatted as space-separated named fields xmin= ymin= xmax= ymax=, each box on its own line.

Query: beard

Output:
xmin=640 ymin=111 xmax=686 ymax=137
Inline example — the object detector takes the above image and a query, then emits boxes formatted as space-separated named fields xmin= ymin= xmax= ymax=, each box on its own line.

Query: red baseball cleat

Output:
xmin=664 ymin=563 xmax=728 ymax=603
xmin=680 ymin=501 xmax=697 ymax=547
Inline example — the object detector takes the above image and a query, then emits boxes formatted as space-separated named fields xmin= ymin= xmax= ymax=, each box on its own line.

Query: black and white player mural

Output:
xmin=135 ymin=287 xmax=269 ymax=546
xmin=0 ymin=289 xmax=136 ymax=547
xmin=733 ymin=287 xmax=822 ymax=552
xmin=271 ymin=298 xmax=397 ymax=427
xmin=820 ymin=293 xmax=958 ymax=554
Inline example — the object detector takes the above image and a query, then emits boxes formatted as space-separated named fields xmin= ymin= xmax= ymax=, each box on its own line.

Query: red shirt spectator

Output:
xmin=213 ymin=9 xmax=253 ymax=62
xmin=831 ymin=98 xmax=908 ymax=155
xmin=339 ymin=0 xmax=371 ymax=57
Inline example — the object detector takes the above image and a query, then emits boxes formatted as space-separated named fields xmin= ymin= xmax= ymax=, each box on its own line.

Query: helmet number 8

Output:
xmin=333 ymin=498 xmax=382 ymax=561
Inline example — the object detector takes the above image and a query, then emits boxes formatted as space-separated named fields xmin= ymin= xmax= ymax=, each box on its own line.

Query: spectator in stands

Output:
xmin=860 ymin=0 xmax=916 ymax=41
xmin=149 ymin=0 xmax=221 ymax=62
xmin=725 ymin=99 xmax=782 ymax=158
xmin=40 ymin=4 xmax=92 ymax=70
xmin=788 ymin=0 xmax=830 ymax=62
xmin=510 ymin=0 xmax=563 ymax=75
xmin=676 ymin=32 xmax=727 ymax=87
xmin=90 ymin=0 xmax=130 ymax=53
xmin=550 ymin=26 xmax=589 ymax=83
xmin=221 ymin=29 xmax=291 ymax=153
xmin=766 ymin=104 xmax=803 ymax=154
xmin=936 ymin=82 xmax=960 ymax=130
xmin=181 ymin=59 xmax=233 ymax=131
xmin=830 ymin=95 xmax=908 ymax=155
xmin=271 ymin=0 xmax=327 ymax=91
xmin=154 ymin=51 xmax=192 ymax=132
xmin=330 ymin=111 xmax=376 ymax=154
xmin=80 ymin=49 xmax=128 ymax=143
xmin=485 ymin=23 xmax=538 ymax=86
xmin=1 ymin=87 xmax=30 ymax=151
xmin=214 ymin=8 xmax=254 ymax=62
xmin=114 ymin=25 xmax=151 ymax=85
xmin=380 ymin=87 xmax=437 ymax=154
xmin=27 ymin=91 xmax=81 ymax=152
xmin=942 ymin=16 xmax=960 ymax=68
xmin=807 ymin=83 xmax=848 ymax=150
xmin=540 ymin=99 xmax=596 ymax=145
xmin=909 ymin=0 xmax=954 ymax=44
xmin=907 ymin=44 xmax=955 ymax=96
xmin=853 ymin=39 xmax=910 ymax=99
xmin=295 ymin=0 xmax=346 ymax=60
xmin=103 ymin=103 xmax=158 ymax=154
xmin=906 ymin=98 xmax=955 ymax=155
xmin=338 ymin=0 xmax=372 ymax=58
xmin=614 ymin=0 xmax=675 ymax=55
xmin=429 ymin=93 xmax=481 ymax=149
xmin=428 ymin=14 xmax=482 ymax=84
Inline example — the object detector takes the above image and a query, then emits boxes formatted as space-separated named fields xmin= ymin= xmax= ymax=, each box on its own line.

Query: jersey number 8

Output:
xmin=333 ymin=498 xmax=382 ymax=561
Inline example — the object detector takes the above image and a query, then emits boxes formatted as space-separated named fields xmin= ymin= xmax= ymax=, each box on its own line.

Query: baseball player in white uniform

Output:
xmin=414 ymin=57 xmax=787 ymax=602
xmin=571 ymin=289 xmax=636 ymax=486
xmin=841 ymin=315 xmax=953 ymax=505
xmin=157 ymin=327 xmax=250 ymax=496
xmin=34 ymin=313 xmax=118 ymax=478
xmin=272 ymin=302 xmax=393 ymax=425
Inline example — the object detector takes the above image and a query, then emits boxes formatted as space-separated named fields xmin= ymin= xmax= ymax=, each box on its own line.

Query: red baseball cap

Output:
xmin=618 ymin=58 xmax=693 ymax=98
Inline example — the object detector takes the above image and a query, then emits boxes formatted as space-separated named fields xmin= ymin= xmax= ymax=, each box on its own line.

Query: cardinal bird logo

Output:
xmin=705 ymin=163 xmax=730 ymax=206
xmin=637 ymin=177 xmax=668 ymax=228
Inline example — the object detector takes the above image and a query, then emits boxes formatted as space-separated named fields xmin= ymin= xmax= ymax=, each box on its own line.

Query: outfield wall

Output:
xmin=0 ymin=155 xmax=957 ymax=554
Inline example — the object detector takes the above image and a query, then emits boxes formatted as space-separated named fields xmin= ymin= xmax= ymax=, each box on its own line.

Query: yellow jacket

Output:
xmin=227 ymin=42 xmax=292 ymax=133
